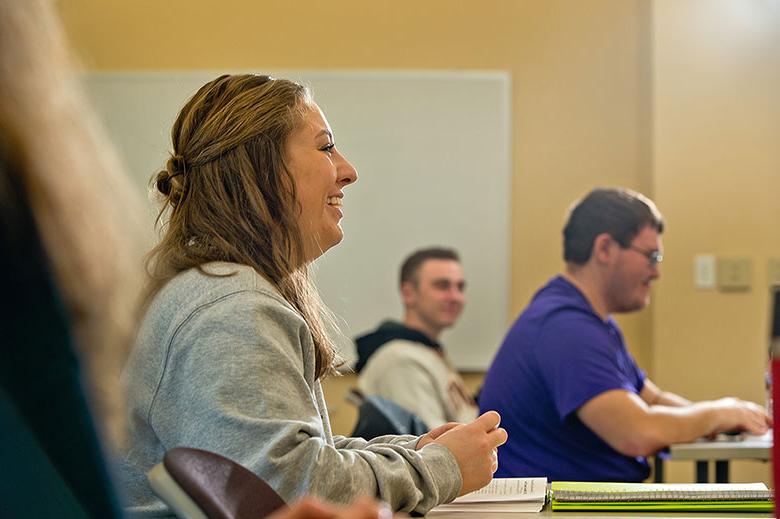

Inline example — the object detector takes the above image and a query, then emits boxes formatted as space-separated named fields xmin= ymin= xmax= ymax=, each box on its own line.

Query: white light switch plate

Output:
xmin=694 ymin=254 xmax=716 ymax=289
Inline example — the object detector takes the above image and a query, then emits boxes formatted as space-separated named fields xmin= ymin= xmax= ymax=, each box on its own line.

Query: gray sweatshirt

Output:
xmin=120 ymin=263 xmax=461 ymax=516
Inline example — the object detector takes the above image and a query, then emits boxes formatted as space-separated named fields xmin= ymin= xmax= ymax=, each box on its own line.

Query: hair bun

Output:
xmin=155 ymin=154 xmax=188 ymax=201
xmin=155 ymin=169 xmax=173 ymax=196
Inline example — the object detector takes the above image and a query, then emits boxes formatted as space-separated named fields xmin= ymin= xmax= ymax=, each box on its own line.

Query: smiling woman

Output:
xmin=284 ymin=103 xmax=358 ymax=262
xmin=142 ymin=75 xmax=341 ymax=377
xmin=120 ymin=73 xmax=507 ymax=516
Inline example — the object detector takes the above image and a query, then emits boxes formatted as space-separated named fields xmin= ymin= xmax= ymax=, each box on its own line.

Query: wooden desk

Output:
xmin=659 ymin=433 xmax=771 ymax=483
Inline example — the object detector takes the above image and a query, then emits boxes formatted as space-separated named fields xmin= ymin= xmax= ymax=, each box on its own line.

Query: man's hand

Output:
xmin=702 ymin=397 xmax=772 ymax=436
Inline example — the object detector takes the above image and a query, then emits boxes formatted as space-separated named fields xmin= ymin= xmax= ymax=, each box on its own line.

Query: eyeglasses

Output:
xmin=628 ymin=244 xmax=663 ymax=267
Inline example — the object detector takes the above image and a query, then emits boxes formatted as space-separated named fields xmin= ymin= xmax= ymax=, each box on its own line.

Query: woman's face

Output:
xmin=285 ymin=103 xmax=358 ymax=262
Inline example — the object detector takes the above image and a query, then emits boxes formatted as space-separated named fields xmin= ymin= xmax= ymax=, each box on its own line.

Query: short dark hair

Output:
xmin=563 ymin=187 xmax=664 ymax=265
xmin=400 ymin=247 xmax=460 ymax=286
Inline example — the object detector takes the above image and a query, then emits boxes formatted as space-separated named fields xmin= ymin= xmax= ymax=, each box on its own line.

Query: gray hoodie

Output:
xmin=120 ymin=262 xmax=461 ymax=516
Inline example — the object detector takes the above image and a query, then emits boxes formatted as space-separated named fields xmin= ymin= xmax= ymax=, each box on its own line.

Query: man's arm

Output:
xmin=639 ymin=378 xmax=691 ymax=407
xmin=577 ymin=389 xmax=771 ymax=458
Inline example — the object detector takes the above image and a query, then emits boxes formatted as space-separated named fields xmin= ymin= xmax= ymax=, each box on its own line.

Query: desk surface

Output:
xmin=429 ymin=503 xmax=774 ymax=518
xmin=669 ymin=432 xmax=772 ymax=460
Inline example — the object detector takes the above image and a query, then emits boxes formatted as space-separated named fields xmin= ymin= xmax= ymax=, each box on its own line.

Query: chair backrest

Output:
xmin=350 ymin=393 xmax=429 ymax=440
xmin=148 ymin=447 xmax=286 ymax=519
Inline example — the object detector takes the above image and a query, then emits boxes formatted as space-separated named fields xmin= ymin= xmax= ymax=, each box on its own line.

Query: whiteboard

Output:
xmin=83 ymin=70 xmax=511 ymax=370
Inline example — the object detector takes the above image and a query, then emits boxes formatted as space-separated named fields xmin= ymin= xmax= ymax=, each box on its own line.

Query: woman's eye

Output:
xmin=321 ymin=143 xmax=335 ymax=154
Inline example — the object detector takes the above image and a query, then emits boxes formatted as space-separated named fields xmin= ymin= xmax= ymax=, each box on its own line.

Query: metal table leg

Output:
xmin=696 ymin=461 xmax=709 ymax=483
xmin=715 ymin=460 xmax=729 ymax=483
xmin=654 ymin=454 xmax=664 ymax=483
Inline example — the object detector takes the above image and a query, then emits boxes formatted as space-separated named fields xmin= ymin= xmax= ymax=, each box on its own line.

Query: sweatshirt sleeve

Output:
xmin=333 ymin=434 xmax=420 ymax=450
xmin=147 ymin=289 xmax=461 ymax=514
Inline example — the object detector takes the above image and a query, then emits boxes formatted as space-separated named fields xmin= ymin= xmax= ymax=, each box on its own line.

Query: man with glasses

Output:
xmin=479 ymin=187 xmax=769 ymax=481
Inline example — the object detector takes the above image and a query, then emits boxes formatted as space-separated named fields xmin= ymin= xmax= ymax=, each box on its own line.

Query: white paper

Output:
xmin=453 ymin=477 xmax=547 ymax=503
xmin=429 ymin=478 xmax=547 ymax=514
xmin=430 ymin=500 xmax=544 ymax=513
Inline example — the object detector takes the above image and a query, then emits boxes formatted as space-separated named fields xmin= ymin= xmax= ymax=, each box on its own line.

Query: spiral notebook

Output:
xmin=550 ymin=481 xmax=773 ymax=512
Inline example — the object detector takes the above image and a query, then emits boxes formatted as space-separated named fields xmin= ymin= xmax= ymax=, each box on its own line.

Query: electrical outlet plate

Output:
xmin=717 ymin=257 xmax=752 ymax=291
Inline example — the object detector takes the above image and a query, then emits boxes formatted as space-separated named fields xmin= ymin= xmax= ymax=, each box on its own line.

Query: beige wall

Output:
xmin=651 ymin=0 xmax=780 ymax=484
xmin=57 ymin=0 xmax=653 ymax=367
xmin=57 ymin=0 xmax=778 ymax=484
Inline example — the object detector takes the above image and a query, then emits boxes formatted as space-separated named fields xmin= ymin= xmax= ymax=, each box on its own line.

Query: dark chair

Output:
xmin=147 ymin=447 xmax=286 ymax=519
xmin=348 ymin=389 xmax=429 ymax=440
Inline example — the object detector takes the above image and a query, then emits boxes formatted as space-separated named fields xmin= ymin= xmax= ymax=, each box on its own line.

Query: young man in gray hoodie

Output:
xmin=356 ymin=248 xmax=478 ymax=428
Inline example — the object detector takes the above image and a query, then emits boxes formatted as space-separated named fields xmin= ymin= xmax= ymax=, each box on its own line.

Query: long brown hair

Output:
xmin=0 ymin=0 xmax=146 ymax=448
xmin=147 ymin=74 xmax=339 ymax=379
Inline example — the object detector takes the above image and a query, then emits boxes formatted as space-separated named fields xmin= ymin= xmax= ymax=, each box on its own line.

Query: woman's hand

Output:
xmin=430 ymin=411 xmax=508 ymax=496
xmin=416 ymin=421 xmax=460 ymax=449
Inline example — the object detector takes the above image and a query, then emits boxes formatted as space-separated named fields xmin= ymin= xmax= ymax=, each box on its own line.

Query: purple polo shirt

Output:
xmin=479 ymin=275 xmax=649 ymax=482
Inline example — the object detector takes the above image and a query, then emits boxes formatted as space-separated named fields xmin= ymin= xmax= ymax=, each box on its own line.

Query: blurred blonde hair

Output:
xmin=0 ymin=0 xmax=145 ymax=447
